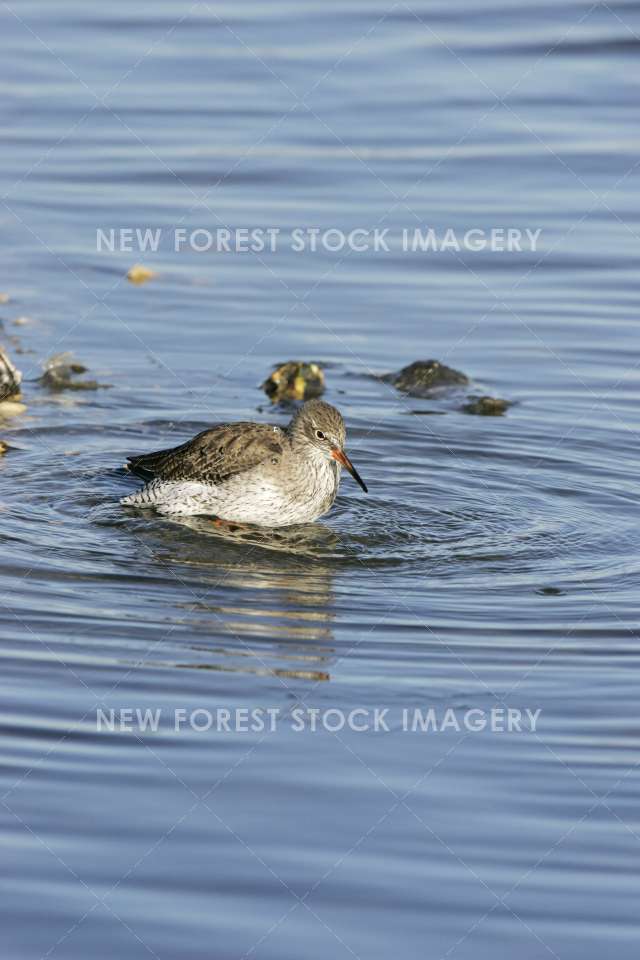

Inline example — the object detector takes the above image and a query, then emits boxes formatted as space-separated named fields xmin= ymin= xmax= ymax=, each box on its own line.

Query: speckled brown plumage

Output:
xmin=127 ymin=422 xmax=285 ymax=485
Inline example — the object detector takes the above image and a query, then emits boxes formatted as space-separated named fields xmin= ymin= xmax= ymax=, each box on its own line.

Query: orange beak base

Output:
xmin=331 ymin=447 xmax=368 ymax=493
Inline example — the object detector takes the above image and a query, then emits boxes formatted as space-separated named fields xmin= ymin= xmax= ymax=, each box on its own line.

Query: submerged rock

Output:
xmin=381 ymin=359 xmax=469 ymax=396
xmin=0 ymin=347 xmax=22 ymax=402
xmin=536 ymin=585 xmax=564 ymax=596
xmin=261 ymin=361 xmax=325 ymax=402
xmin=40 ymin=352 xmax=106 ymax=391
xmin=461 ymin=395 xmax=510 ymax=416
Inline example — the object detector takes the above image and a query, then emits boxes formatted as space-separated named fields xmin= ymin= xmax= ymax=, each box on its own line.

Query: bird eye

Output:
xmin=315 ymin=430 xmax=326 ymax=440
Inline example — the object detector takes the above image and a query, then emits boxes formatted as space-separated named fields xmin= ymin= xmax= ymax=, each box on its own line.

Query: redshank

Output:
xmin=121 ymin=399 xmax=367 ymax=526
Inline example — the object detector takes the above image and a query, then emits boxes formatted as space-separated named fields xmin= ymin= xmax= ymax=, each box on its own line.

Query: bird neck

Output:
xmin=287 ymin=415 xmax=311 ymax=451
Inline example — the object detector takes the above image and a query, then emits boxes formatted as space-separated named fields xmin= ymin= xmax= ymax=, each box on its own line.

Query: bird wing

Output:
xmin=127 ymin=422 xmax=285 ymax=485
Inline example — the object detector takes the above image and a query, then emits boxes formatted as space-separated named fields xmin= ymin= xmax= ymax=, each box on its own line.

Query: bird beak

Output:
xmin=330 ymin=447 xmax=368 ymax=493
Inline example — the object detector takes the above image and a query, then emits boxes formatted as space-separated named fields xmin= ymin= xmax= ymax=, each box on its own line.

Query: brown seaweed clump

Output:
xmin=261 ymin=361 xmax=325 ymax=402
xmin=40 ymin=353 xmax=105 ymax=391
xmin=381 ymin=359 xmax=469 ymax=396
xmin=461 ymin=395 xmax=510 ymax=416
xmin=0 ymin=347 xmax=22 ymax=402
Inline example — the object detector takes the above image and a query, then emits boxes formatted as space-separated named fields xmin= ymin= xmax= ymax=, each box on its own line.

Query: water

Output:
xmin=2 ymin=1 xmax=640 ymax=957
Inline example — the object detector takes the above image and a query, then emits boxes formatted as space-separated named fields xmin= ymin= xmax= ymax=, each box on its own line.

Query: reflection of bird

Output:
xmin=122 ymin=399 xmax=367 ymax=525
xmin=0 ymin=348 xmax=22 ymax=402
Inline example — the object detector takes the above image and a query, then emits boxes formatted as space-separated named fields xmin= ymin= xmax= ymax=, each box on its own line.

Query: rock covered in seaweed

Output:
xmin=261 ymin=361 xmax=325 ymax=402
xmin=381 ymin=359 xmax=469 ymax=396
xmin=40 ymin=353 xmax=105 ymax=391
xmin=461 ymin=395 xmax=510 ymax=416
xmin=381 ymin=359 xmax=512 ymax=415
xmin=0 ymin=347 xmax=22 ymax=402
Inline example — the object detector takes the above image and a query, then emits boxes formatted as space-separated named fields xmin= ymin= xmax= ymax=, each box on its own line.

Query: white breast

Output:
xmin=121 ymin=454 xmax=341 ymax=526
